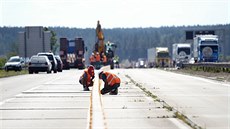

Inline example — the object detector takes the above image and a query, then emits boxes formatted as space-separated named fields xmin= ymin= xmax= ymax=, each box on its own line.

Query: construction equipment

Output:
xmin=93 ymin=21 xmax=117 ymax=69
xmin=59 ymin=37 xmax=85 ymax=69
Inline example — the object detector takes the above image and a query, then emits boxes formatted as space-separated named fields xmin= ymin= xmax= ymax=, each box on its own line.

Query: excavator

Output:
xmin=91 ymin=20 xmax=117 ymax=69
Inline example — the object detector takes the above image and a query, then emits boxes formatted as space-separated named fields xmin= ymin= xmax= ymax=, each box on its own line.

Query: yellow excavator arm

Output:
xmin=95 ymin=20 xmax=104 ymax=54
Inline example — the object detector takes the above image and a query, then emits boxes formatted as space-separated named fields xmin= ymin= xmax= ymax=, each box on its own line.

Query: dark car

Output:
xmin=4 ymin=56 xmax=24 ymax=71
xmin=55 ymin=55 xmax=63 ymax=72
xmin=37 ymin=52 xmax=58 ymax=73
xmin=28 ymin=55 xmax=52 ymax=74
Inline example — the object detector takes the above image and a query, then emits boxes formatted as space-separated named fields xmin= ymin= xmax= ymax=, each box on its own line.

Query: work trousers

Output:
xmin=101 ymin=83 xmax=120 ymax=95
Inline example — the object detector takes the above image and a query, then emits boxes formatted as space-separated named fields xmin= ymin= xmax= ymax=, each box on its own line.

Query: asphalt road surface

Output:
xmin=0 ymin=68 xmax=229 ymax=129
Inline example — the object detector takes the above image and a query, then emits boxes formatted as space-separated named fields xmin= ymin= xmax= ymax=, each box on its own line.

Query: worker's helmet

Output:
xmin=88 ymin=65 xmax=95 ymax=76
xmin=98 ymin=70 xmax=104 ymax=79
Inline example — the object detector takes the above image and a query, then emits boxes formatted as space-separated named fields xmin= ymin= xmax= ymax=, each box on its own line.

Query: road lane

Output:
xmin=0 ymin=72 xmax=66 ymax=101
xmin=0 ymin=70 xmax=90 ymax=129
xmin=123 ymin=68 xmax=230 ymax=129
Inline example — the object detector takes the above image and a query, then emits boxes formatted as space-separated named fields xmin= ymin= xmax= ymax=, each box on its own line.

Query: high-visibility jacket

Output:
xmin=80 ymin=69 xmax=93 ymax=86
xmin=95 ymin=54 xmax=101 ymax=62
xmin=104 ymin=72 xmax=120 ymax=86
xmin=102 ymin=55 xmax=107 ymax=63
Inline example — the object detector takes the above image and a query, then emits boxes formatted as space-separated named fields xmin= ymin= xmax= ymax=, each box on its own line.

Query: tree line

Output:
xmin=0 ymin=24 xmax=229 ymax=62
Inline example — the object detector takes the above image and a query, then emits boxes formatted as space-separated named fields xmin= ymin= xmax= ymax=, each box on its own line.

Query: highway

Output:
xmin=0 ymin=68 xmax=229 ymax=129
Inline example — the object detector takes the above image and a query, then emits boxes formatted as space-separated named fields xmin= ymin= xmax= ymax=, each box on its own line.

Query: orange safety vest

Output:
xmin=95 ymin=54 xmax=101 ymax=62
xmin=80 ymin=69 xmax=92 ymax=85
xmin=104 ymin=72 xmax=120 ymax=86
xmin=103 ymin=55 xmax=107 ymax=63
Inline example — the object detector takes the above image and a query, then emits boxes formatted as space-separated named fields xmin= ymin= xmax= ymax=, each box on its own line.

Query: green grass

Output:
xmin=0 ymin=69 xmax=28 ymax=78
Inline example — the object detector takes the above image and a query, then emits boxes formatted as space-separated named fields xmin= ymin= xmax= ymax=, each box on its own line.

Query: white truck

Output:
xmin=172 ymin=43 xmax=191 ymax=67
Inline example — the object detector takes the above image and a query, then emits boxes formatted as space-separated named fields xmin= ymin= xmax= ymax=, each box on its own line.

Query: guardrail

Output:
xmin=182 ymin=62 xmax=230 ymax=73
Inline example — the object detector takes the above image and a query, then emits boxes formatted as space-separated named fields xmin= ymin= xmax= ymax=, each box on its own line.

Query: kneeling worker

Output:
xmin=79 ymin=65 xmax=95 ymax=91
xmin=99 ymin=71 xmax=121 ymax=95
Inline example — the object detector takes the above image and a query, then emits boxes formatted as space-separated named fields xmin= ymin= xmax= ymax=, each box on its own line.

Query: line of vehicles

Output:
xmin=146 ymin=34 xmax=219 ymax=68
xmin=4 ymin=53 xmax=63 ymax=74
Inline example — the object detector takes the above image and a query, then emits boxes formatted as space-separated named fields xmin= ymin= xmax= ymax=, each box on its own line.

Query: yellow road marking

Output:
xmin=87 ymin=71 xmax=107 ymax=129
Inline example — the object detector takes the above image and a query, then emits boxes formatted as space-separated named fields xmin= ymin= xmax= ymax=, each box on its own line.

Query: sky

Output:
xmin=0 ymin=0 xmax=229 ymax=28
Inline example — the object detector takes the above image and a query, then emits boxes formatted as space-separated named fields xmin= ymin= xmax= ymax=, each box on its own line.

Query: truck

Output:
xmin=92 ymin=21 xmax=117 ymax=69
xmin=172 ymin=43 xmax=191 ymax=67
xmin=147 ymin=48 xmax=156 ymax=68
xmin=147 ymin=47 xmax=170 ymax=67
xmin=156 ymin=47 xmax=171 ymax=67
xmin=193 ymin=35 xmax=219 ymax=62
xmin=59 ymin=37 xmax=85 ymax=69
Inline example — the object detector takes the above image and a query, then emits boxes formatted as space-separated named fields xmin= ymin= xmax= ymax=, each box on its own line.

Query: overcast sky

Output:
xmin=0 ymin=0 xmax=229 ymax=28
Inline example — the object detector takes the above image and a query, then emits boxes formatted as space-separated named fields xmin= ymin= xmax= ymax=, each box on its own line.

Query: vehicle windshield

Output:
xmin=39 ymin=54 xmax=53 ymax=60
xmin=201 ymin=41 xmax=218 ymax=44
xmin=157 ymin=52 xmax=169 ymax=58
xmin=8 ymin=58 xmax=20 ymax=62
xmin=31 ymin=57 xmax=46 ymax=63
xmin=178 ymin=48 xmax=190 ymax=55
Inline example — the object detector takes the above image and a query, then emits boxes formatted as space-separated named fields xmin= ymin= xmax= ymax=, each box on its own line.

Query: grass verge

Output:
xmin=0 ymin=69 xmax=28 ymax=78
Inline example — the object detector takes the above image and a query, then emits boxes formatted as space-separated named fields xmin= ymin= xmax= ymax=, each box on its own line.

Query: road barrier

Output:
xmin=182 ymin=62 xmax=230 ymax=73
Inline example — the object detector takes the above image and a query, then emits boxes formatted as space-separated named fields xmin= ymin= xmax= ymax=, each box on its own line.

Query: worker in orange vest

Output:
xmin=95 ymin=52 xmax=101 ymax=69
xmin=79 ymin=65 xmax=95 ymax=91
xmin=95 ymin=52 xmax=101 ymax=62
xmin=99 ymin=71 xmax=121 ymax=95
xmin=101 ymin=52 xmax=107 ymax=65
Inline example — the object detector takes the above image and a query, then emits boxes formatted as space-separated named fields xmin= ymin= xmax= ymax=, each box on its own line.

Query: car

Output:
xmin=54 ymin=55 xmax=63 ymax=72
xmin=4 ymin=56 xmax=24 ymax=71
xmin=28 ymin=55 xmax=52 ymax=74
xmin=37 ymin=52 xmax=58 ymax=73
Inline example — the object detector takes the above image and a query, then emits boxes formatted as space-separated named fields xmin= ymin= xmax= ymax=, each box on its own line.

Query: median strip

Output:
xmin=87 ymin=72 xmax=107 ymax=129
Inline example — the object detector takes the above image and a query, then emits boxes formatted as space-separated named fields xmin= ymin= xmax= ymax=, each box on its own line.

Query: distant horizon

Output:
xmin=1 ymin=23 xmax=229 ymax=29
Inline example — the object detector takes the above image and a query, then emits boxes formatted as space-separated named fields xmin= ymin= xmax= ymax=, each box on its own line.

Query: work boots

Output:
xmin=83 ymin=86 xmax=90 ymax=91
xmin=109 ymin=88 xmax=118 ymax=95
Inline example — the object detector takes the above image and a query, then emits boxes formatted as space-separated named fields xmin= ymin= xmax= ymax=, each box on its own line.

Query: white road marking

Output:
xmin=0 ymin=98 xmax=15 ymax=106
xmin=0 ymin=84 xmax=42 ymax=106
xmin=169 ymin=118 xmax=190 ymax=129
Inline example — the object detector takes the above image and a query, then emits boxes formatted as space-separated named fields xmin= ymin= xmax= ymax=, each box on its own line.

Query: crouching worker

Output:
xmin=79 ymin=65 xmax=95 ymax=91
xmin=99 ymin=71 xmax=121 ymax=95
